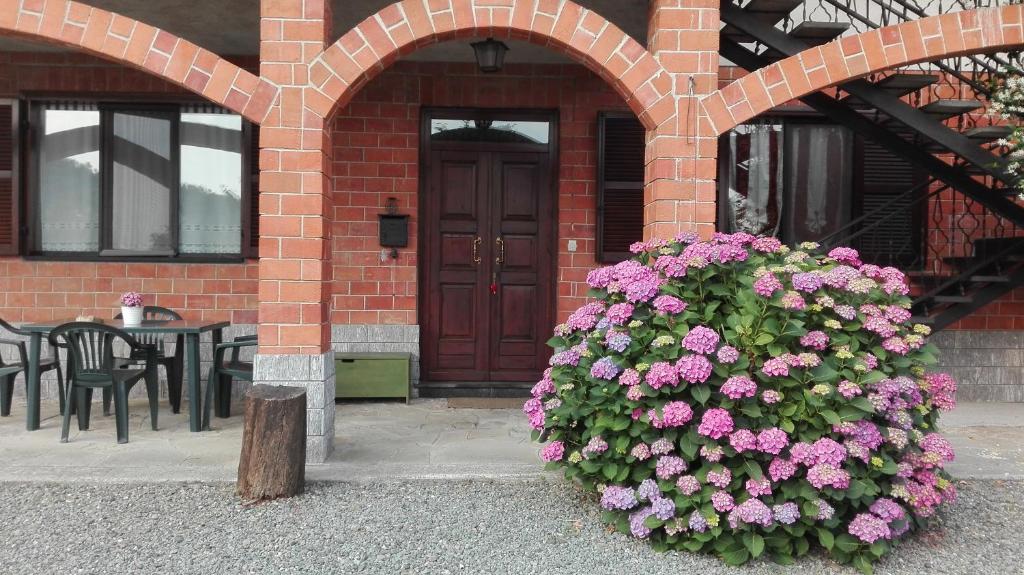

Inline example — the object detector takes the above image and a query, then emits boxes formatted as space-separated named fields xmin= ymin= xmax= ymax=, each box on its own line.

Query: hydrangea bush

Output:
xmin=525 ymin=233 xmax=957 ymax=573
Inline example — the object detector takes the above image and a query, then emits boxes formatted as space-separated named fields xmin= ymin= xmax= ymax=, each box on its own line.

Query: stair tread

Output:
xmin=874 ymin=73 xmax=940 ymax=94
xmin=920 ymin=99 xmax=983 ymax=117
xmin=964 ymin=125 xmax=1013 ymax=141
xmin=969 ymin=275 xmax=1011 ymax=283
xmin=790 ymin=21 xmax=850 ymax=42
xmin=909 ymin=316 xmax=936 ymax=324
xmin=932 ymin=295 xmax=974 ymax=303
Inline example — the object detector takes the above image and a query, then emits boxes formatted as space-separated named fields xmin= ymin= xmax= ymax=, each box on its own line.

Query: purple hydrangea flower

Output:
xmin=629 ymin=507 xmax=654 ymax=538
xmin=637 ymin=478 xmax=660 ymax=501
xmin=711 ymin=490 xmax=735 ymax=512
xmin=605 ymin=331 xmax=632 ymax=353
xmin=728 ymin=498 xmax=773 ymax=528
xmin=650 ymin=438 xmax=674 ymax=455
xmin=590 ymin=357 xmax=621 ymax=380
xmin=656 ymin=456 xmax=688 ymax=480
xmin=800 ymin=330 xmax=829 ymax=351
xmin=601 ymin=486 xmax=638 ymax=510
xmin=706 ymin=467 xmax=732 ymax=489
xmin=651 ymin=496 xmax=676 ymax=520
xmin=688 ymin=512 xmax=708 ymax=533
xmin=772 ymin=502 xmax=800 ymax=525
xmin=791 ymin=271 xmax=825 ymax=293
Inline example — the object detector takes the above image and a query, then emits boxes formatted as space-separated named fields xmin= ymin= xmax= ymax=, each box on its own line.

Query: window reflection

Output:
xmin=38 ymin=108 xmax=101 ymax=252
xmin=430 ymin=119 xmax=549 ymax=144
xmin=179 ymin=113 xmax=242 ymax=254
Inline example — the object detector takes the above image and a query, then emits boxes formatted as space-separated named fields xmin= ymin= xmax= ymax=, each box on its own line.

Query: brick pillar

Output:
xmin=254 ymin=0 xmax=336 ymax=463
xmin=645 ymin=0 xmax=720 ymax=240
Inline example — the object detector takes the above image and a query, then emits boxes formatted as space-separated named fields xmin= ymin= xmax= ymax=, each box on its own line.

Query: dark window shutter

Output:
xmin=852 ymin=135 xmax=925 ymax=268
xmin=597 ymin=113 xmax=645 ymax=263
xmin=0 ymin=100 xmax=18 ymax=256
xmin=244 ymin=123 xmax=260 ymax=258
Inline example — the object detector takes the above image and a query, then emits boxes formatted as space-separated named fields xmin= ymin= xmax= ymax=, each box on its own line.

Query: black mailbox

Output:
xmin=379 ymin=214 xmax=409 ymax=248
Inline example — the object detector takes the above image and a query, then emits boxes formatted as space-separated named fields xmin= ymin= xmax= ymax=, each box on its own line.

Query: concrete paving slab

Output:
xmin=0 ymin=398 xmax=1022 ymax=482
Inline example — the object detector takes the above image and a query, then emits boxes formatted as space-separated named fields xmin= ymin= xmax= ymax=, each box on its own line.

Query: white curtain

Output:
xmin=39 ymin=108 xmax=100 ymax=251
xmin=723 ymin=122 xmax=783 ymax=237
xmin=111 ymin=111 xmax=173 ymax=253
xmin=784 ymin=125 xmax=852 ymax=242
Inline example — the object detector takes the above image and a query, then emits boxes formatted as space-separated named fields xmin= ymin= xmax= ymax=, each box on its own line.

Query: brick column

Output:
xmin=645 ymin=0 xmax=720 ymax=240
xmin=254 ymin=0 xmax=336 ymax=463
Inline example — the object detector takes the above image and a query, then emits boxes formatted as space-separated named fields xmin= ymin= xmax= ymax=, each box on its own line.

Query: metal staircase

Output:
xmin=719 ymin=0 xmax=1024 ymax=330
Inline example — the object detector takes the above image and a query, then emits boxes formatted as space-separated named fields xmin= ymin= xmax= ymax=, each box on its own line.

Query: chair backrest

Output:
xmin=114 ymin=305 xmax=182 ymax=349
xmin=49 ymin=322 xmax=141 ymax=382
xmin=0 ymin=318 xmax=27 ymax=337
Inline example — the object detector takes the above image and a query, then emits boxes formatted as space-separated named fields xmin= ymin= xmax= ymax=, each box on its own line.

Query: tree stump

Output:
xmin=236 ymin=385 xmax=306 ymax=500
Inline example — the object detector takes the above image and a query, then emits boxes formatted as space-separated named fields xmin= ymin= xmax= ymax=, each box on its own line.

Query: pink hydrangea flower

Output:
xmin=761 ymin=390 xmax=782 ymax=404
xmin=619 ymin=368 xmax=640 ymax=387
xmin=769 ymin=457 xmax=797 ymax=481
xmin=698 ymin=408 xmax=734 ymax=439
xmin=721 ymin=376 xmax=756 ymax=399
xmin=540 ymin=441 xmax=564 ymax=462
xmin=626 ymin=385 xmax=644 ymax=401
xmin=682 ymin=326 xmax=719 ymax=354
xmin=656 ymin=455 xmax=687 ymax=480
xmin=716 ymin=345 xmax=739 ymax=364
xmin=676 ymin=475 xmax=700 ymax=495
xmin=531 ymin=368 xmax=554 ymax=398
xmin=606 ymin=303 xmax=634 ymax=325
xmin=729 ymin=429 xmax=757 ymax=452
xmin=652 ymin=295 xmax=687 ymax=315
xmin=711 ymin=490 xmax=735 ymax=512
xmin=848 ymin=513 xmax=891 ymax=543
xmin=757 ymin=428 xmax=790 ymax=455
xmin=811 ymin=438 xmax=848 ymax=467
xmin=706 ymin=467 xmax=732 ymax=488
xmin=761 ymin=358 xmax=789 ymax=378
xmin=807 ymin=463 xmax=850 ymax=490
xmin=645 ymin=362 xmax=679 ymax=389
xmin=745 ymin=477 xmax=772 ymax=497
xmin=654 ymin=401 xmax=693 ymax=428
xmin=924 ymin=373 xmax=957 ymax=411
xmin=701 ymin=444 xmax=724 ymax=463
xmin=828 ymin=246 xmax=862 ymax=266
xmin=751 ymin=236 xmax=782 ymax=253
xmin=754 ymin=274 xmax=783 ymax=297
xmin=653 ymin=255 xmax=688 ymax=277
xmin=800 ymin=330 xmax=829 ymax=351
xmin=676 ymin=354 xmax=712 ymax=384
xmin=631 ymin=443 xmax=651 ymax=461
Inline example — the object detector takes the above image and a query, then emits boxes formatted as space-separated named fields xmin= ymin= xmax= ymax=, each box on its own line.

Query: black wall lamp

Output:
xmin=472 ymin=38 xmax=509 ymax=73
xmin=378 ymin=197 xmax=408 ymax=260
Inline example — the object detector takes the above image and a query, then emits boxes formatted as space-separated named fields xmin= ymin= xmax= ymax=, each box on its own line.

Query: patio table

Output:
xmin=20 ymin=319 xmax=230 ymax=433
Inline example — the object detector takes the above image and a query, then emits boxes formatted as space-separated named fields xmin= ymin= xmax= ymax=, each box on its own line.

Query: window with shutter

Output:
xmin=597 ymin=112 xmax=645 ymax=263
xmin=852 ymin=136 xmax=925 ymax=268
xmin=244 ymin=123 xmax=260 ymax=258
xmin=0 ymin=100 xmax=18 ymax=256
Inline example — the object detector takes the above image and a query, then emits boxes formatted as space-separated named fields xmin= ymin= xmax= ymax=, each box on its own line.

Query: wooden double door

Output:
xmin=421 ymin=134 xmax=556 ymax=385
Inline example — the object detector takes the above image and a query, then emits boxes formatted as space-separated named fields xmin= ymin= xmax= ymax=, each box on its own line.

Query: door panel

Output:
xmin=422 ymin=143 xmax=554 ymax=385
xmin=423 ymin=150 xmax=490 ymax=382
xmin=489 ymin=152 xmax=553 ymax=381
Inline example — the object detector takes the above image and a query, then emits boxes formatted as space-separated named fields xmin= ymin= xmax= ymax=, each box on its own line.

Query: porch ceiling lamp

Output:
xmin=472 ymin=38 xmax=509 ymax=73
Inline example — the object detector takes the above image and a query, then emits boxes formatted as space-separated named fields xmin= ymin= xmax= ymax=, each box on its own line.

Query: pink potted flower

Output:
xmin=119 ymin=292 xmax=144 ymax=325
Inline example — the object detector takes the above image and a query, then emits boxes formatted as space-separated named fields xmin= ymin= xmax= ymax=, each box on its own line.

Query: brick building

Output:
xmin=0 ymin=0 xmax=1022 ymax=461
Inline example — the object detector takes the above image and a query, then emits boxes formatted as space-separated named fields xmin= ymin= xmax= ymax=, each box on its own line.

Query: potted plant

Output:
xmin=120 ymin=292 xmax=144 ymax=326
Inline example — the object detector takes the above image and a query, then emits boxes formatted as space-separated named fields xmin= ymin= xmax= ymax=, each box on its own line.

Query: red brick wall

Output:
xmin=330 ymin=60 xmax=632 ymax=325
xmin=0 ymin=51 xmax=259 ymax=323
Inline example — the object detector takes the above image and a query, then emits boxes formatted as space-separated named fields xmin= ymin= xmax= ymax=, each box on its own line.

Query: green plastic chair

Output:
xmin=202 ymin=335 xmax=256 ymax=430
xmin=49 ymin=322 xmax=159 ymax=444
xmin=0 ymin=318 xmax=66 ymax=417
xmin=113 ymin=305 xmax=185 ymax=414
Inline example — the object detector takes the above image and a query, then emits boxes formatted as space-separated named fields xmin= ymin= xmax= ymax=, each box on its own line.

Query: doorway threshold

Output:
xmin=418 ymin=381 xmax=532 ymax=398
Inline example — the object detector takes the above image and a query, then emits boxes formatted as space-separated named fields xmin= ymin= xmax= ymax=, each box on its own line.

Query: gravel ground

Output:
xmin=0 ymin=479 xmax=1021 ymax=575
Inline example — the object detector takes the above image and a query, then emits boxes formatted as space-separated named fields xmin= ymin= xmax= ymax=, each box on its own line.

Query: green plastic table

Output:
xmin=19 ymin=319 xmax=229 ymax=433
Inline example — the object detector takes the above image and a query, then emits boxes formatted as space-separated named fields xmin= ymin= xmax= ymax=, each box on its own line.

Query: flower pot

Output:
xmin=121 ymin=306 xmax=144 ymax=326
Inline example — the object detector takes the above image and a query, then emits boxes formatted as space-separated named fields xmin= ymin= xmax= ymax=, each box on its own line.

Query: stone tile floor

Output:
xmin=0 ymin=398 xmax=1021 ymax=482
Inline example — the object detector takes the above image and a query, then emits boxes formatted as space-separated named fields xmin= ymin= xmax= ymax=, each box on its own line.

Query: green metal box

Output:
xmin=334 ymin=352 xmax=411 ymax=403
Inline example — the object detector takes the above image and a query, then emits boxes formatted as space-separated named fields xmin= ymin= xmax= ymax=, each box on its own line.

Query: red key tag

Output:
xmin=490 ymin=283 xmax=498 ymax=295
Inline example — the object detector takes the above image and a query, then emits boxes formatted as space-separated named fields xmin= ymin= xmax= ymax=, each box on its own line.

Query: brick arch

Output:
xmin=0 ymin=0 xmax=278 ymax=123
xmin=304 ymin=0 xmax=673 ymax=131
xmin=702 ymin=4 xmax=1024 ymax=135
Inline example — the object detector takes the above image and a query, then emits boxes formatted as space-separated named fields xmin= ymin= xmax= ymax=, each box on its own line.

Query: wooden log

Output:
xmin=236 ymin=385 xmax=306 ymax=500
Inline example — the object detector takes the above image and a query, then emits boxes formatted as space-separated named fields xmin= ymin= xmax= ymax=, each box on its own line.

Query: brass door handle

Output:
xmin=495 ymin=236 xmax=504 ymax=264
xmin=472 ymin=236 xmax=482 ymax=264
